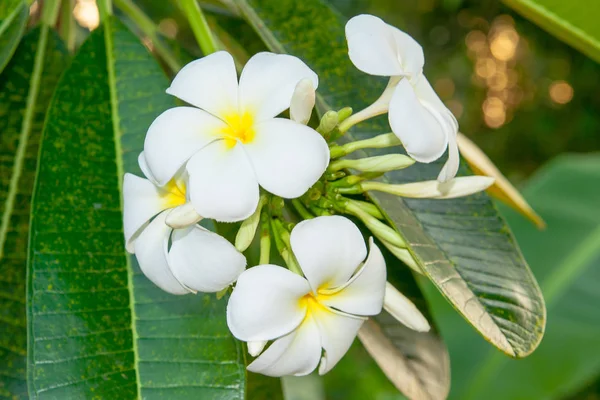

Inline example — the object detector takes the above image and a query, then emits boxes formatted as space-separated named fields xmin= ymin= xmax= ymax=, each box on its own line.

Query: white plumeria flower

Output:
xmin=345 ymin=14 xmax=460 ymax=182
xmin=227 ymin=216 xmax=426 ymax=377
xmin=143 ymin=51 xmax=330 ymax=222
xmin=123 ymin=160 xmax=246 ymax=295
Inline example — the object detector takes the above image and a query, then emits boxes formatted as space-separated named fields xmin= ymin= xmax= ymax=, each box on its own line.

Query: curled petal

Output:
xmin=438 ymin=129 xmax=460 ymax=182
xmin=238 ymin=52 xmax=318 ymax=121
xmin=320 ymin=238 xmax=386 ymax=316
xmin=244 ymin=118 xmax=329 ymax=199
xmin=187 ymin=141 xmax=260 ymax=222
xmin=165 ymin=203 xmax=202 ymax=229
xmin=168 ymin=225 xmax=246 ymax=293
xmin=313 ymin=307 xmax=364 ymax=375
xmin=345 ymin=14 xmax=423 ymax=78
xmin=133 ymin=212 xmax=189 ymax=295
xmin=290 ymin=78 xmax=316 ymax=125
xmin=227 ymin=265 xmax=311 ymax=342
xmin=123 ymin=173 xmax=169 ymax=252
xmin=138 ymin=152 xmax=159 ymax=185
xmin=384 ymin=282 xmax=430 ymax=332
xmin=247 ymin=314 xmax=322 ymax=377
xmin=166 ymin=51 xmax=238 ymax=118
xmin=144 ymin=107 xmax=226 ymax=185
xmin=290 ymin=216 xmax=367 ymax=292
xmin=389 ymin=79 xmax=448 ymax=163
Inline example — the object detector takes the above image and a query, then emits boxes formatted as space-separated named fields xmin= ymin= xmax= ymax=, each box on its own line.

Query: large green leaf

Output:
xmin=427 ymin=154 xmax=600 ymax=399
xmin=0 ymin=0 xmax=28 ymax=75
xmin=26 ymin=16 xmax=248 ymax=399
xmin=233 ymin=0 xmax=545 ymax=358
xmin=502 ymin=0 xmax=600 ymax=64
xmin=0 ymin=25 xmax=68 ymax=399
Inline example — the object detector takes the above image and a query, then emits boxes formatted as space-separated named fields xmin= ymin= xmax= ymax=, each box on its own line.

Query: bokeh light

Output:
xmin=549 ymin=80 xmax=574 ymax=104
xmin=158 ymin=18 xmax=179 ymax=39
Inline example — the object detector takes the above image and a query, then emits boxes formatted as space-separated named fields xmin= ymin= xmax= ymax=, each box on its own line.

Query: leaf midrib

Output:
xmin=0 ymin=24 xmax=50 ymax=260
xmin=100 ymin=11 xmax=143 ymax=400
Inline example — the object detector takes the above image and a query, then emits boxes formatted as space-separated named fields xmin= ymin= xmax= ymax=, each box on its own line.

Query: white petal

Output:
xmin=123 ymin=173 xmax=168 ymax=252
xmin=227 ymin=265 xmax=311 ymax=342
xmin=320 ymin=238 xmax=386 ymax=316
xmin=312 ymin=307 xmax=364 ymax=375
xmin=187 ymin=141 xmax=260 ymax=222
xmin=391 ymin=176 xmax=495 ymax=199
xmin=384 ymin=282 xmax=430 ymax=332
xmin=144 ymin=107 xmax=227 ymax=185
xmin=248 ymin=341 xmax=267 ymax=357
xmin=165 ymin=203 xmax=202 ymax=229
xmin=290 ymin=78 xmax=316 ymax=125
xmin=238 ymin=52 xmax=318 ymax=121
xmin=166 ymin=51 xmax=238 ymax=117
xmin=244 ymin=118 xmax=329 ymax=199
xmin=168 ymin=225 xmax=246 ymax=293
xmin=247 ymin=314 xmax=321 ymax=377
xmin=133 ymin=212 xmax=189 ymax=295
xmin=346 ymin=14 xmax=421 ymax=77
xmin=290 ymin=216 xmax=367 ymax=291
xmin=389 ymin=79 xmax=449 ymax=163
xmin=138 ymin=152 xmax=159 ymax=185
xmin=438 ymin=130 xmax=460 ymax=182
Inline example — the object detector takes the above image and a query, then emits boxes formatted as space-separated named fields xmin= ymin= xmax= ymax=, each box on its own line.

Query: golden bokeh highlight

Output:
xmin=74 ymin=0 xmax=99 ymax=30
xmin=434 ymin=78 xmax=455 ymax=99
xmin=158 ymin=18 xmax=179 ymax=39
xmin=549 ymin=80 xmax=574 ymax=104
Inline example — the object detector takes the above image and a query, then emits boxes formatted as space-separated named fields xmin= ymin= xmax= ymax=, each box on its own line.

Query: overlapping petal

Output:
xmin=133 ymin=212 xmax=189 ymax=295
xmin=166 ymin=51 xmax=238 ymax=118
xmin=244 ymin=118 xmax=329 ymax=199
xmin=168 ymin=225 xmax=246 ymax=293
xmin=238 ymin=52 xmax=318 ymax=121
xmin=312 ymin=307 xmax=364 ymax=375
xmin=290 ymin=216 xmax=367 ymax=291
xmin=389 ymin=79 xmax=449 ymax=163
xmin=144 ymin=107 xmax=226 ymax=185
xmin=227 ymin=265 xmax=311 ymax=342
xmin=123 ymin=173 xmax=169 ymax=252
xmin=320 ymin=238 xmax=386 ymax=316
xmin=247 ymin=313 xmax=322 ymax=377
xmin=187 ymin=141 xmax=260 ymax=222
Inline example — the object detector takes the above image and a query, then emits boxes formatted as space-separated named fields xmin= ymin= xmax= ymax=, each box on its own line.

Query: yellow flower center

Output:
xmin=221 ymin=111 xmax=256 ymax=148
xmin=298 ymin=289 xmax=333 ymax=316
xmin=161 ymin=178 xmax=187 ymax=209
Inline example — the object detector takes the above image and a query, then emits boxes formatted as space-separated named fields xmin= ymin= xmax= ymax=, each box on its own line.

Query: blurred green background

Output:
xmin=64 ymin=0 xmax=600 ymax=398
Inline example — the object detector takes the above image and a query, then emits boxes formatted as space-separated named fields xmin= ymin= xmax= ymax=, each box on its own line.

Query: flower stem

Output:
xmin=259 ymin=212 xmax=271 ymax=265
xmin=41 ymin=0 xmax=62 ymax=26
xmin=344 ymin=198 xmax=384 ymax=219
xmin=114 ymin=0 xmax=182 ymax=72
xmin=59 ymin=0 xmax=75 ymax=51
xmin=329 ymin=133 xmax=401 ymax=159
xmin=179 ymin=0 xmax=219 ymax=55
xmin=341 ymin=200 xmax=405 ymax=248
xmin=291 ymin=199 xmax=314 ymax=220
xmin=271 ymin=218 xmax=302 ymax=275
xmin=328 ymin=154 xmax=414 ymax=174
xmin=97 ymin=0 xmax=113 ymax=21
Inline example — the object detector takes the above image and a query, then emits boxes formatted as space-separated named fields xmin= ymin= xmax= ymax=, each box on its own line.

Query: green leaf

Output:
xmin=0 ymin=0 xmax=28 ymax=75
xmin=27 ymin=17 xmax=247 ymax=399
xmin=502 ymin=0 xmax=600 ymax=64
xmin=0 ymin=25 xmax=68 ymax=399
xmin=429 ymin=154 xmax=600 ymax=399
xmin=233 ymin=0 xmax=545 ymax=358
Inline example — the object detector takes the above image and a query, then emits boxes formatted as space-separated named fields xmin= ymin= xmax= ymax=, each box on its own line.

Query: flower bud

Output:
xmin=362 ymin=176 xmax=495 ymax=199
xmin=384 ymin=282 xmax=430 ymax=332
xmin=290 ymin=78 xmax=316 ymax=125
xmin=329 ymin=154 xmax=415 ymax=173
xmin=235 ymin=196 xmax=267 ymax=252
xmin=317 ymin=110 xmax=339 ymax=134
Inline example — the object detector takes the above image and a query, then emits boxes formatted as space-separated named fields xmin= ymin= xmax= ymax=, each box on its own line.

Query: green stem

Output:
xmin=259 ymin=212 xmax=271 ymax=265
xmin=345 ymin=198 xmax=384 ymax=219
xmin=179 ymin=0 xmax=219 ymax=54
xmin=291 ymin=199 xmax=314 ymax=220
xmin=114 ymin=0 xmax=181 ymax=72
xmin=41 ymin=0 xmax=62 ymax=26
xmin=97 ymin=0 xmax=113 ymax=21
xmin=59 ymin=0 xmax=75 ymax=51
xmin=342 ymin=201 xmax=405 ymax=248
xmin=271 ymin=218 xmax=302 ymax=275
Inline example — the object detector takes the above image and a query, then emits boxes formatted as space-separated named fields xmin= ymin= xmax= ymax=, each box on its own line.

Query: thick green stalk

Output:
xmin=179 ymin=0 xmax=218 ymax=54
xmin=59 ymin=0 xmax=75 ymax=51
xmin=113 ymin=0 xmax=181 ymax=71
xmin=41 ymin=0 xmax=62 ymax=26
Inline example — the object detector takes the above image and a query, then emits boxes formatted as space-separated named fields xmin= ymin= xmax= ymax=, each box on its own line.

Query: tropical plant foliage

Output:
xmin=0 ymin=0 xmax=597 ymax=398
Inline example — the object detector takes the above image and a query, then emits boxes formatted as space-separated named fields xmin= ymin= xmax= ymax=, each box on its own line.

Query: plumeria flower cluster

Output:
xmin=122 ymin=14 xmax=495 ymax=377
